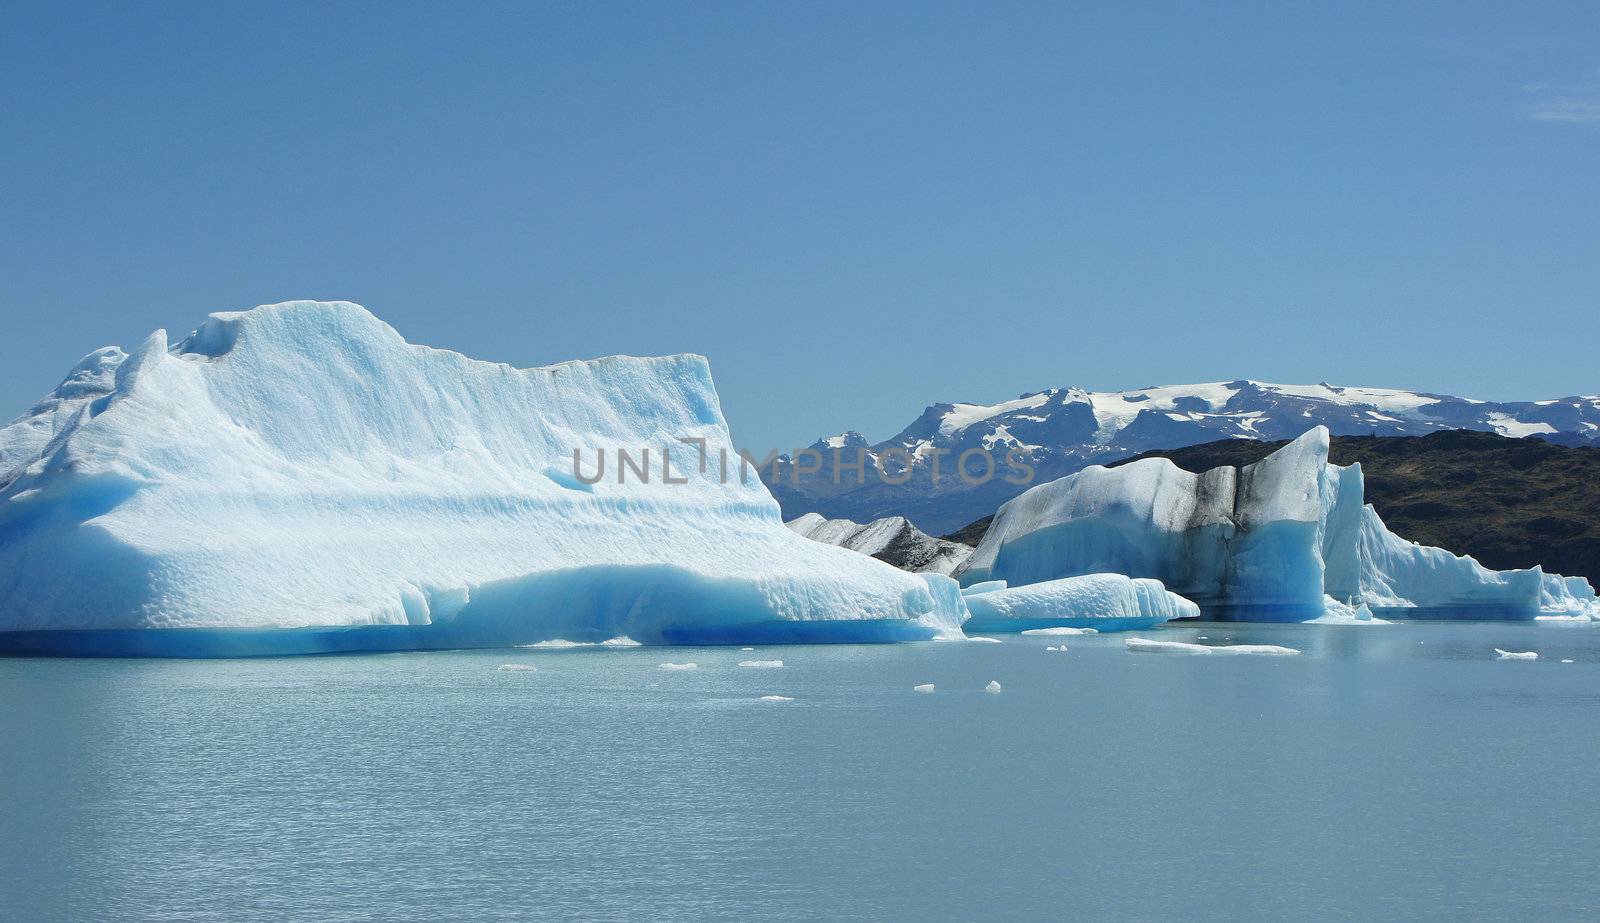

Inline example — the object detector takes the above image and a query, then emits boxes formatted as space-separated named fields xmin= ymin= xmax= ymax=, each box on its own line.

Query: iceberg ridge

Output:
xmin=0 ymin=301 xmax=968 ymax=653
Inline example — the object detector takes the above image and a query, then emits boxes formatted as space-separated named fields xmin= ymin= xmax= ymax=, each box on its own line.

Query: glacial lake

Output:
xmin=3 ymin=620 xmax=1598 ymax=921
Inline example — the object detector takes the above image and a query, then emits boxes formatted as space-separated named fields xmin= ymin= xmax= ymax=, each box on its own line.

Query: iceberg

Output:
xmin=957 ymin=427 xmax=1599 ymax=622
xmin=785 ymin=513 xmax=973 ymax=575
xmin=962 ymin=573 xmax=1198 ymax=633
xmin=0 ymin=301 xmax=968 ymax=655
xmin=1125 ymin=638 xmax=1301 ymax=655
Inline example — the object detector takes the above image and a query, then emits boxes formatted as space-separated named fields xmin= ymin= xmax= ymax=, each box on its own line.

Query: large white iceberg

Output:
xmin=961 ymin=573 xmax=1198 ymax=633
xmin=956 ymin=427 xmax=1599 ymax=621
xmin=0 ymin=301 xmax=967 ymax=654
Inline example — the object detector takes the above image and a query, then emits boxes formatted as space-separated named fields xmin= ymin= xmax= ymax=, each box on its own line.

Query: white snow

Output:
xmin=0 ymin=301 xmax=968 ymax=651
xmin=1486 ymin=413 xmax=1558 ymax=438
xmin=984 ymin=680 xmax=1002 ymax=693
xmin=1494 ymin=649 xmax=1538 ymax=661
xmin=1125 ymin=637 xmax=1301 ymax=655
xmin=937 ymin=392 xmax=1053 ymax=437
xmin=738 ymin=660 xmax=784 ymax=668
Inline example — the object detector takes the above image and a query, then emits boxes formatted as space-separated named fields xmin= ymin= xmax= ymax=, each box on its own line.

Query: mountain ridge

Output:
xmin=765 ymin=379 xmax=1600 ymax=534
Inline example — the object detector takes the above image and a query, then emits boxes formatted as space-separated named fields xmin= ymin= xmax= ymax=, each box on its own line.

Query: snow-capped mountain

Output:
xmin=764 ymin=380 xmax=1600 ymax=536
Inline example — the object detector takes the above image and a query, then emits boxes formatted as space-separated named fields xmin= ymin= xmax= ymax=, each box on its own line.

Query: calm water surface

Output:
xmin=3 ymin=621 xmax=1598 ymax=921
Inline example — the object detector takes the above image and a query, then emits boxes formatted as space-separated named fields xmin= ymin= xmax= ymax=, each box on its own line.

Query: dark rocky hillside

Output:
xmin=943 ymin=430 xmax=1600 ymax=584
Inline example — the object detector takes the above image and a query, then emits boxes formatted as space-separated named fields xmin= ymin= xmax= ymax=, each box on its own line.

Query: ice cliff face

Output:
xmin=785 ymin=513 xmax=973 ymax=575
xmin=0 ymin=301 xmax=966 ymax=652
xmin=769 ymin=382 xmax=1600 ymax=535
xmin=956 ymin=427 xmax=1599 ymax=621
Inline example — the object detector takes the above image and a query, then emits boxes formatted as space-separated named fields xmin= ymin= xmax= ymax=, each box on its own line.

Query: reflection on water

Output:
xmin=3 ymin=620 xmax=1598 ymax=921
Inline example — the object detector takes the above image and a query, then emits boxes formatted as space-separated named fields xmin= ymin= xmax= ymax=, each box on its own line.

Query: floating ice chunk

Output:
xmin=957 ymin=426 xmax=1600 ymax=623
xmin=913 ymin=683 xmax=936 ymax=693
xmin=1535 ymin=614 xmax=1595 ymax=623
xmin=1020 ymin=627 xmax=1097 ymax=636
xmin=740 ymin=647 xmax=755 ymax=651
xmin=966 ymin=636 xmax=1003 ymax=644
xmin=1212 ymin=644 xmax=1301 ymax=656
xmin=1562 ymin=659 xmax=1575 ymax=663
xmin=602 ymin=636 xmax=642 ymax=647
xmin=521 ymin=639 xmax=595 ymax=649
xmin=984 ymin=680 xmax=1002 ymax=693
xmin=1125 ymin=638 xmax=1301 ymax=656
xmin=0 ymin=300 xmax=970 ymax=653
xmin=1494 ymin=649 xmax=1538 ymax=660
xmin=758 ymin=695 xmax=794 ymax=702
xmin=738 ymin=660 xmax=783 ymax=668
xmin=496 ymin=663 xmax=537 ymax=672
xmin=963 ymin=574 xmax=1196 ymax=633
xmin=1309 ymin=597 xmax=1390 ymax=624
xmin=659 ymin=662 xmax=698 ymax=670
xmin=1044 ymin=645 xmax=1063 ymax=651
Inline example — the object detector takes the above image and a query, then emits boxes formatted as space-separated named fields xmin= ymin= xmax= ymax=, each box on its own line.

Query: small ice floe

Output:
xmin=521 ymin=639 xmax=595 ymax=649
xmin=967 ymin=636 xmax=1003 ymax=644
xmin=1044 ymin=645 xmax=1066 ymax=652
xmin=759 ymin=695 xmax=795 ymax=702
xmin=738 ymin=660 xmax=784 ymax=668
xmin=1562 ymin=659 xmax=1576 ymax=664
xmin=984 ymin=680 xmax=1003 ymax=694
xmin=602 ymin=636 xmax=642 ymax=647
xmin=1197 ymin=636 xmax=1209 ymax=640
xmin=1535 ymin=614 xmax=1593 ymax=623
xmin=913 ymin=683 xmax=936 ymax=693
xmin=1020 ymin=627 xmax=1097 ymax=636
xmin=496 ymin=663 xmax=537 ymax=672
xmin=1308 ymin=597 xmax=1389 ymax=624
xmin=659 ymin=662 xmax=698 ymax=670
xmin=740 ymin=647 xmax=755 ymax=651
xmin=1126 ymin=638 xmax=1301 ymax=656
xmin=1494 ymin=649 xmax=1538 ymax=661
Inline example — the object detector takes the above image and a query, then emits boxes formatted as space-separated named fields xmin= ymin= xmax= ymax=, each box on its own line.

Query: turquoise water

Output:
xmin=3 ymin=621 xmax=1598 ymax=921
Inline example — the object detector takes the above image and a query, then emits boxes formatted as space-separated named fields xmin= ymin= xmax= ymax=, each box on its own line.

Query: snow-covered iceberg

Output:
xmin=961 ymin=573 xmax=1199 ymax=633
xmin=956 ymin=427 xmax=1599 ymax=621
xmin=785 ymin=512 xmax=973 ymax=575
xmin=0 ymin=301 xmax=967 ymax=655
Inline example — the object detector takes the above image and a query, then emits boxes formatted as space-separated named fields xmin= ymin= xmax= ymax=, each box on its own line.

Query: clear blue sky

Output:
xmin=3 ymin=2 xmax=1597 ymax=453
